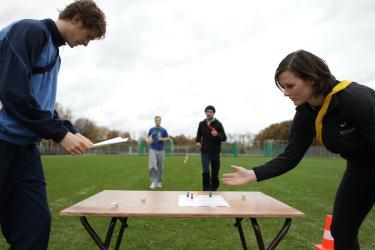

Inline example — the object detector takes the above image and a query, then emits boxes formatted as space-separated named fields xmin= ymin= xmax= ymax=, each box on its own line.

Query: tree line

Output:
xmin=44 ymin=103 xmax=293 ymax=148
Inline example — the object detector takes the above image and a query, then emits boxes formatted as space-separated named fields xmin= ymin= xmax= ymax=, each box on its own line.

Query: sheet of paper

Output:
xmin=178 ymin=195 xmax=230 ymax=207
xmin=92 ymin=137 xmax=129 ymax=148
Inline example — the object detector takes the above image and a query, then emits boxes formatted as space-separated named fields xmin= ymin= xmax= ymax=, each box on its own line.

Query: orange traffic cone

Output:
xmin=314 ymin=215 xmax=334 ymax=250
xmin=183 ymin=154 xmax=189 ymax=164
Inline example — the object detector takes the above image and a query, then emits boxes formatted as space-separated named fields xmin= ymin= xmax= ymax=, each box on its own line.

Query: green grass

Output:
xmin=0 ymin=156 xmax=374 ymax=249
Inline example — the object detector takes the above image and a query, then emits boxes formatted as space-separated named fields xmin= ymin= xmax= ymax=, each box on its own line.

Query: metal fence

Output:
xmin=39 ymin=139 xmax=338 ymax=158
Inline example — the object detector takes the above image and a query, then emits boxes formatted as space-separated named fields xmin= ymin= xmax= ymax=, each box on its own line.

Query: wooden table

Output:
xmin=60 ymin=190 xmax=304 ymax=250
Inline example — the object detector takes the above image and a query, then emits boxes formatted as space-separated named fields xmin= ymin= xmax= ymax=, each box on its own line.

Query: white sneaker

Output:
xmin=149 ymin=182 xmax=157 ymax=189
xmin=157 ymin=182 xmax=162 ymax=188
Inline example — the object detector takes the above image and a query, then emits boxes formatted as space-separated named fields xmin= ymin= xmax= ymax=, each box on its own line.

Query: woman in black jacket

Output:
xmin=222 ymin=50 xmax=374 ymax=250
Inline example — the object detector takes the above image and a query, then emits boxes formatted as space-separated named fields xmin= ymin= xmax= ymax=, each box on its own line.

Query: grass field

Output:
xmin=0 ymin=155 xmax=374 ymax=249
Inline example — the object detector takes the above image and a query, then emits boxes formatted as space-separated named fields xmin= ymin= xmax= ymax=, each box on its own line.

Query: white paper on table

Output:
xmin=92 ymin=137 xmax=129 ymax=148
xmin=178 ymin=195 xmax=230 ymax=207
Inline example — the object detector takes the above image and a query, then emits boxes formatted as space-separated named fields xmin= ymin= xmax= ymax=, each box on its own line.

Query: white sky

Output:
xmin=1 ymin=0 xmax=375 ymax=139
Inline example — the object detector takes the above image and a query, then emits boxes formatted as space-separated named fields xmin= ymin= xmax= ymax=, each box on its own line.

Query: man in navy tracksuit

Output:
xmin=0 ymin=1 xmax=106 ymax=249
xmin=147 ymin=116 xmax=169 ymax=189
xmin=196 ymin=105 xmax=227 ymax=191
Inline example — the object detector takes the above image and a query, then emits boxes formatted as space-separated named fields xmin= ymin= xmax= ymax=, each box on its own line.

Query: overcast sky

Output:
xmin=1 ymin=0 xmax=375 ymax=139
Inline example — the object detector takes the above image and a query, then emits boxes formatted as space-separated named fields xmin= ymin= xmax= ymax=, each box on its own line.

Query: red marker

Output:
xmin=207 ymin=123 xmax=216 ymax=132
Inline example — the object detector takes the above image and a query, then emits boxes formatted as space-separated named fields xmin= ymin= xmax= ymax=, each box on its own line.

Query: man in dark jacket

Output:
xmin=196 ymin=105 xmax=227 ymax=191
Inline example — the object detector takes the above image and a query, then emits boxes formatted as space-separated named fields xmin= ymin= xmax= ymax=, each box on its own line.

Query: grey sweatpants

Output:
xmin=149 ymin=148 xmax=165 ymax=184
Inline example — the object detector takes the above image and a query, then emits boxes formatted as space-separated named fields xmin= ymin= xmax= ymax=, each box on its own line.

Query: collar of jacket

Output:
xmin=41 ymin=19 xmax=65 ymax=47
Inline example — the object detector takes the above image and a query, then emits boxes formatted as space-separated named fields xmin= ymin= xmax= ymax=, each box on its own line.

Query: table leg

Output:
xmin=266 ymin=218 xmax=292 ymax=249
xmin=250 ymin=218 xmax=266 ymax=250
xmin=249 ymin=218 xmax=292 ymax=250
xmin=235 ymin=218 xmax=248 ymax=250
xmin=80 ymin=216 xmax=129 ymax=250
xmin=104 ymin=217 xmax=118 ymax=247
xmin=114 ymin=218 xmax=129 ymax=250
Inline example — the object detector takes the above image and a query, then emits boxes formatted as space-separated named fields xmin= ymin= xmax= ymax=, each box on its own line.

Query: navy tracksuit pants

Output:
xmin=0 ymin=139 xmax=50 ymax=250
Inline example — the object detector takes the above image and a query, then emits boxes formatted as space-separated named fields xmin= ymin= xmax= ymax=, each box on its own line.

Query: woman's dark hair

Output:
xmin=59 ymin=0 xmax=106 ymax=39
xmin=274 ymin=50 xmax=336 ymax=96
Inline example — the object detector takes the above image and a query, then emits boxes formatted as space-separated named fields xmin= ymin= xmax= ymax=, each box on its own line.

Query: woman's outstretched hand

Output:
xmin=222 ymin=165 xmax=257 ymax=186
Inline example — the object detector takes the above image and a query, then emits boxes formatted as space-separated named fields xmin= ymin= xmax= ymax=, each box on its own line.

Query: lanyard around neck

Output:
xmin=315 ymin=80 xmax=352 ymax=145
xmin=150 ymin=127 xmax=161 ymax=137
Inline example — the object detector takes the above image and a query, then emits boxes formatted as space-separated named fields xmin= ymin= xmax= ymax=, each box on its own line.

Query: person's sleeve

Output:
xmin=216 ymin=122 xmax=227 ymax=142
xmin=52 ymin=110 xmax=77 ymax=134
xmin=252 ymin=112 xmax=313 ymax=181
xmin=196 ymin=122 xmax=202 ymax=143
xmin=343 ymin=85 xmax=375 ymax=152
xmin=147 ymin=129 xmax=151 ymax=137
xmin=0 ymin=21 xmax=68 ymax=142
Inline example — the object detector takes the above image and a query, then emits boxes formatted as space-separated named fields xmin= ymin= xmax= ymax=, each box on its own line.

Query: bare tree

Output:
xmin=55 ymin=102 xmax=73 ymax=120
xmin=74 ymin=118 xmax=100 ymax=142
xmin=253 ymin=120 xmax=292 ymax=146
xmin=106 ymin=130 xmax=121 ymax=139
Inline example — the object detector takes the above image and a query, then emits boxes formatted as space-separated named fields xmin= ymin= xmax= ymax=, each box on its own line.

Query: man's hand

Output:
xmin=146 ymin=136 xmax=153 ymax=144
xmin=222 ymin=165 xmax=257 ymax=186
xmin=195 ymin=142 xmax=201 ymax=149
xmin=60 ymin=132 xmax=93 ymax=155
xmin=211 ymin=129 xmax=217 ymax=136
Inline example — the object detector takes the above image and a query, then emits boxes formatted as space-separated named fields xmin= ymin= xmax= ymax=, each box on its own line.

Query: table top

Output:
xmin=60 ymin=190 xmax=304 ymax=218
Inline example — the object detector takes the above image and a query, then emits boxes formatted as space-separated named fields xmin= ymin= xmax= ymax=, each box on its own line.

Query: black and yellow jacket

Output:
xmin=253 ymin=82 xmax=375 ymax=181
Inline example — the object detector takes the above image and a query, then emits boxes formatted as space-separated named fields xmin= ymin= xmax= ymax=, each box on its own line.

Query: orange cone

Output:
xmin=314 ymin=215 xmax=334 ymax=250
xmin=183 ymin=154 xmax=189 ymax=164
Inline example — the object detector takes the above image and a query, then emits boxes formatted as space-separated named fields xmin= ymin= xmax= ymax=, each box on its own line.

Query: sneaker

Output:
xmin=156 ymin=182 xmax=162 ymax=188
xmin=149 ymin=182 xmax=157 ymax=189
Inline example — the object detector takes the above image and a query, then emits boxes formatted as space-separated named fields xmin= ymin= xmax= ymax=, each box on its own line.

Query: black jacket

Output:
xmin=196 ymin=118 xmax=227 ymax=154
xmin=253 ymin=82 xmax=375 ymax=181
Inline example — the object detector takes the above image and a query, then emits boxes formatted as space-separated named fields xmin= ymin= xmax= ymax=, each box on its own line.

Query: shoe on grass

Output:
xmin=149 ymin=182 xmax=157 ymax=189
